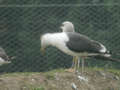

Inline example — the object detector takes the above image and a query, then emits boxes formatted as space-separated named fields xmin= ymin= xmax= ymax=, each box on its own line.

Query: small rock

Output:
xmin=78 ymin=75 xmax=88 ymax=82
xmin=71 ymin=83 xmax=77 ymax=90
xmin=114 ymin=75 xmax=119 ymax=80
xmin=23 ymin=87 xmax=26 ymax=89
xmin=31 ymin=78 xmax=35 ymax=82
xmin=55 ymin=73 xmax=59 ymax=80
xmin=96 ymin=71 xmax=106 ymax=78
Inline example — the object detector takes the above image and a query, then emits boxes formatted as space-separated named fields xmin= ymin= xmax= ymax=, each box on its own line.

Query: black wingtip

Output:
xmin=92 ymin=55 xmax=120 ymax=62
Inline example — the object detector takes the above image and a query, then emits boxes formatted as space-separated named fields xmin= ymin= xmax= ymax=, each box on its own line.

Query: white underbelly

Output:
xmin=57 ymin=44 xmax=99 ymax=57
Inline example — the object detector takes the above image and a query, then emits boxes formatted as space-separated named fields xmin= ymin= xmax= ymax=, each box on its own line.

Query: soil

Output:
xmin=0 ymin=69 xmax=120 ymax=90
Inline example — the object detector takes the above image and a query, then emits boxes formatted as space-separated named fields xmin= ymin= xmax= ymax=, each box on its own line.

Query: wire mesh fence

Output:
xmin=0 ymin=4 xmax=120 ymax=73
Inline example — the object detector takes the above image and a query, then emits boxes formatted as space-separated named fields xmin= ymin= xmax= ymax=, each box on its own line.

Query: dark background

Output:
xmin=0 ymin=0 xmax=120 ymax=72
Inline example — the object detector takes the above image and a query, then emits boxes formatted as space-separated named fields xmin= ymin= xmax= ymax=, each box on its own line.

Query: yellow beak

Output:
xmin=40 ymin=47 xmax=45 ymax=55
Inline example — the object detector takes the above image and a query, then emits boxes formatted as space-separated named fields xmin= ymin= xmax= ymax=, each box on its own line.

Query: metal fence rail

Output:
xmin=0 ymin=4 xmax=120 ymax=72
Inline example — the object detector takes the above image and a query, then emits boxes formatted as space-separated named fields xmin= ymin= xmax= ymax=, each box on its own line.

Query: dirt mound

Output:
xmin=0 ymin=68 xmax=120 ymax=90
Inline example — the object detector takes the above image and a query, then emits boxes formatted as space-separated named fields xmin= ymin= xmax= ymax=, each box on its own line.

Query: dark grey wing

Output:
xmin=66 ymin=32 xmax=103 ymax=53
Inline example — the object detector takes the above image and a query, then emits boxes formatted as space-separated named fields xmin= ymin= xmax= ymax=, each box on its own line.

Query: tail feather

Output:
xmin=92 ymin=55 xmax=120 ymax=62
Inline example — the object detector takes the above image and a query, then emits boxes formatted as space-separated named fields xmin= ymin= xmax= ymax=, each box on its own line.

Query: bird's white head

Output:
xmin=40 ymin=34 xmax=51 ymax=54
xmin=60 ymin=21 xmax=75 ymax=32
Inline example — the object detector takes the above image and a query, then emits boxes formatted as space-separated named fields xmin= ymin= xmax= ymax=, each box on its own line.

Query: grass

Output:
xmin=44 ymin=68 xmax=65 ymax=79
xmin=30 ymin=86 xmax=45 ymax=90
xmin=85 ymin=67 xmax=120 ymax=76
xmin=108 ymin=69 xmax=120 ymax=76
xmin=1 ymin=67 xmax=120 ymax=78
xmin=0 ymin=72 xmax=40 ymax=77
xmin=1 ymin=67 xmax=120 ymax=77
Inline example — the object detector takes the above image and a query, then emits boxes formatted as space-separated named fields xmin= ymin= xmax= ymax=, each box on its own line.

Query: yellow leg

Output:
xmin=78 ymin=57 xmax=80 ymax=69
xmin=81 ymin=58 xmax=84 ymax=74
xmin=73 ymin=56 xmax=86 ymax=74
xmin=72 ymin=56 xmax=75 ymax=68
xmin=65 ymin=56 xmax=76 ymax=72
xmin=74 ymin=57 xmax=76 ymax=71
xmin=65 ymin=56 xmax=81 ymax=73
xmin=72 ymin=56 xmax=77 ymax=72
xmin=74 ymin=56 xmax=78 ymax=71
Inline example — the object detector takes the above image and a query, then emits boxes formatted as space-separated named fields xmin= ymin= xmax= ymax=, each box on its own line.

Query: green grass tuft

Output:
xmin=30 ymin=86 xmax=45 ymax=90
xmin=44 ymin=68 xmax=65 ymax=80
xmin=0 ymin=72 xmax=40 ymax=77
xmin=108 ymin=69 xmax=120 ymax=76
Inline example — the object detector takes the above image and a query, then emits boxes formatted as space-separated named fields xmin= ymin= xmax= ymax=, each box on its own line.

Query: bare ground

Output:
xmin=0 ymin=68 xmax=120 ymax=90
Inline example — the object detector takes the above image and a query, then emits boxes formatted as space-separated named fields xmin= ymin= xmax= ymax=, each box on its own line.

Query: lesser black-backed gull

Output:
xmin=0 ymin=47 xmax=14 ymax=64
xmin=40 ymin=22 xmax=120 ymax=72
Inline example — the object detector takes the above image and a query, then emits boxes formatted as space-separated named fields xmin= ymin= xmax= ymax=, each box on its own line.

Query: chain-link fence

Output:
xmin=0 ymin=3 xmax=120 ymax=73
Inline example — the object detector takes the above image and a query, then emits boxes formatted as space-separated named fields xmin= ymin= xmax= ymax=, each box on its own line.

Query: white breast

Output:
xmin=49 ymin=33 xmax=78 ymax=56
xmin=50 ymin=33 xmax=69 ymax=47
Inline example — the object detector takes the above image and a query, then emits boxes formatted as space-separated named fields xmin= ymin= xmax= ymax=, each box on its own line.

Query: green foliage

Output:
xmin=86 ymin=67 xmax=120 ymax=76
xmin=30 ymin=86 xmax=45 ymax=90
xmin=108 ymin=69 xmax=120 ymax=76
xmin=44 ymin=68 xmax=65 ymax=79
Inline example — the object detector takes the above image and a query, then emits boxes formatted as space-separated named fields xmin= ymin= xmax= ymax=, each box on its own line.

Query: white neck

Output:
xmin=41 ymin=32 xmax=69 ymax=48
